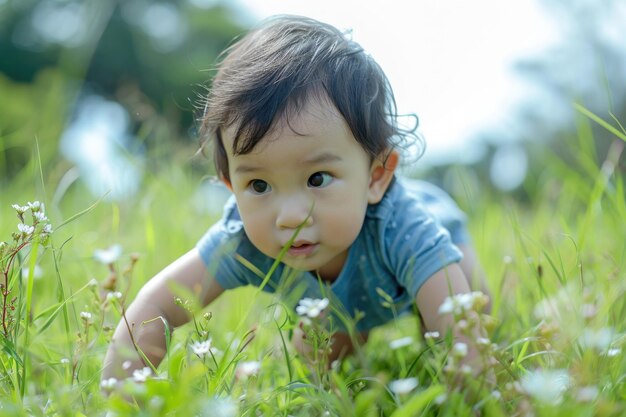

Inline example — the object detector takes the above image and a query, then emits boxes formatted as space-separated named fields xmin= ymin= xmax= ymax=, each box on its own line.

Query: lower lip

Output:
xmin=287 ymin=244 xmax=317 ymax=256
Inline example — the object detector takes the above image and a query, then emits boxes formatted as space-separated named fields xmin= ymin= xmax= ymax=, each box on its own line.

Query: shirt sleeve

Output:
xmin=195 ymin=197 xmax=282 ymax=292
xmin=399 ymin=178 xmax=470 ymax=245
xmin=196 ymin=219 xmax=247 ymax=290
xmin=384 ymin=199 xmax=463 ymax=299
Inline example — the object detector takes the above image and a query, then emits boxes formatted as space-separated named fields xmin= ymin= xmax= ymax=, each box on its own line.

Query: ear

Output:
xmin=367 ymin=150 xmax=399 ymax=204
xmin=221 ymin=176 xmax=233 ymax=192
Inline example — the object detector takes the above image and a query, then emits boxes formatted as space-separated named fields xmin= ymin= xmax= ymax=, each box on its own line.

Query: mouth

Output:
xmin=286 ymin=241 xmax=318 ymax=256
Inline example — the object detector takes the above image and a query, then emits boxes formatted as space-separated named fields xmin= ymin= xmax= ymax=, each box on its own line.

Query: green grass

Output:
xmin=1 ymin=110 xmax=626 ymax=416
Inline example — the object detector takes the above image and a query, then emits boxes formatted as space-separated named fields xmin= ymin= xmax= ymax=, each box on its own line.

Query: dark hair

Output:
xmin=200 ymin=15 xmax=421 ymax=182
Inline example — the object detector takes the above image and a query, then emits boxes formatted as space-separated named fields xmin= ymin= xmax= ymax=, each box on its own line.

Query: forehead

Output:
xmin=221 ymin=95 xmax=351 ymax=153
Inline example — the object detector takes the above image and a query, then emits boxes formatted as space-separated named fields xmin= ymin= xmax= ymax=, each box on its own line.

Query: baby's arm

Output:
xmin=416 ymin=263 xmax=471 ymax=336
xmin=456 ymin=244 xmax=492 ymax=313
xmin=102 ymin=248 xmax=224 ymax=381
xmin=416 ymin=263 xmax=490 ymax=369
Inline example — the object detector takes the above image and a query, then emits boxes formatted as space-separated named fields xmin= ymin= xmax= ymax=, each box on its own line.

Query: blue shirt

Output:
xmin=196 ymin=177 xmax=466 ymax=332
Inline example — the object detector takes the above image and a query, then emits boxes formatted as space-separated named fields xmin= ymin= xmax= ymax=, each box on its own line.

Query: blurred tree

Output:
xmin=0 ymin=0 xmax=246 ymax=182
xmin=448 ymin=0 xmax=626 ymax=201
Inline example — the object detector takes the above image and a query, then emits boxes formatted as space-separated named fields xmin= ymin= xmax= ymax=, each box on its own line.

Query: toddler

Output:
xmin=102 ymin=15 xmax=490 ymax=381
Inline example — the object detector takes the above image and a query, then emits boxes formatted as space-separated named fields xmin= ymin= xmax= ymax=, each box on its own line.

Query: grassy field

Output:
xmin=1 ymin=111 xmax=625 ymax=416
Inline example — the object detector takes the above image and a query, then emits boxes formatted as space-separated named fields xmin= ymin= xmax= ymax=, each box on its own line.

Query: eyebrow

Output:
xmin=234 ymin=164 xmax=263 ymax=174
xmin=234 ymin=152 xmax=342 ymax=174
xmin=303 ymin=152 xmax=343 ymax=165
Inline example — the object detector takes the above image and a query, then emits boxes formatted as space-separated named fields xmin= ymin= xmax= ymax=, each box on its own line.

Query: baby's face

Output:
xmin=222 ymin=99 xmax=381 ymax=280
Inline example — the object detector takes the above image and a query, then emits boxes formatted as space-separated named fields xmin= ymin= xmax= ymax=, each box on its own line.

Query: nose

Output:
xmin=275 ymin=196 xmax=314 ymax=229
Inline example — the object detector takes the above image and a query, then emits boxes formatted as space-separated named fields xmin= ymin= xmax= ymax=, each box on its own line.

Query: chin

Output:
xmin=280 ymin=256 xmax=323 ymax=272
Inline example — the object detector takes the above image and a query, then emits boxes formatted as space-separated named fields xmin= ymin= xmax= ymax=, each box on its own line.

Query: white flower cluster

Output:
xmin=11 ymin=200 xmax=53 ymax=243
xmin=132 ymin=367 xmax=152 ymax=382
xmin=17 ymin=223 xmax=35 ymax=236
xmin=438 ymin=291 xmax=489 ymax=316
xmin=106 ymin=291 xmax=123 ymax=302
xmin=190 ymin=339 xmax=213 ymax=359
xmin=521 ymin=368 xmax=570 ymax=404
xmin=235 ymin=361 xmax=261 ymax=380
xmin=452 ymin=342 xmax=468 ymax=357
xmin=389 ymin=336 xmax=414 ymax=350
xmin=100 ymin=377 xmax=118 ymax=391
xmin=579 ymin=327 xmax=614 ymax=352
xmin=296 ymin=297 xmax=329 ymax=318
xmin=199 ymin=397 xmax=238 ymax=417
xmin=93 ymin=244 xmax=123 ymax=265
xmin=80 ymin=311 xmax=92 ymax=323
xmin=389 ymin=377 xmax=419 ymax=395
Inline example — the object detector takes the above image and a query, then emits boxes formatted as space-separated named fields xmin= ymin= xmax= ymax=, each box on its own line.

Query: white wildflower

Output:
xmin=476 ymin=337 xmax=491 ymax=346
xmin=296 ymin=297 xmax=329 ymax=318
xmin=122 ymin=360 xmax=132 ymax=370
xmin=491 ymin=390 xmax=502 ymax=400
xmin=106 ymin=291 xmax=123 ymax=301
xmin=33 ymin=211 xmax=48 ymax=222
xmin=434 ymin=393 xmax=447 ymax=405
xmin=606 ymin=348 xmax=622 ymax=357
xmin=100 ymin=377 xmax=118 ymax=391
xmin=438 ymin=299 xmax=454 ymax=315
xmin=132 ymin=367 xmax=152 ymax=382
xmin=389 ymin=336 xmax=414 ymax=350
xmin=521 ymin=369 xmax=570 ymax=404
xmin=424 ymin=331 xmax=440 ymax=339
xmin=93 ymin=244 xmax=122 ymax=264
xmin=580 ymin=327 xmax=614 ymax=351
xmin=27 ymin=201 xmax=42 ymax=211
xmin=452 ymin=342 xmax=468 ymax=357
xmin=12 ymin=204 xmax=28 ymax=214
xmin=190 ymin=339 xmax=213 ymax=359
xmin=438 ymin=291 xmax=488 ymax=315
xmin=389 ymin=377 xmax=419 ymax=395
xmin=42 ymin=224 xmax=53 ymax=234
xmin=235 ymin=361 xmax=261 ymax=380
xmin=17 ymin=223 xmax=35 ymax=236
xmin=80 ymin=311 xmax=92 ymax=322
xmin=198 ymin=397 xmax=238 ymax=417
xmin=60 ymin=358 xmax=70 ymax=364
xmin=576 ymin=386 xmax=598 ymax=402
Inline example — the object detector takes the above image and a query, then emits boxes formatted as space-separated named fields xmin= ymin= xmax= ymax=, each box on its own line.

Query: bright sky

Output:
xmin=234 ymin=0 xmax=561 ymax=164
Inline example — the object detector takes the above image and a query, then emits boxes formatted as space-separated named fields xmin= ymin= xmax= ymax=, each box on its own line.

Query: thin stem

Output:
xmin=1 ymin=241 xmax=29 ymax=337
xmin=20 ymin=240 xmax=39 ymax=399
xmin=120 ymin=305 xmax=158 ymax=374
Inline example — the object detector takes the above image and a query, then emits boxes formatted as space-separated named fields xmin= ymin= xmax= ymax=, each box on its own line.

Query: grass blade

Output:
xmin=389 ymin=385 xmax=444 ymax=417
xmin=573 ymin=103 xmax=626 ymax=142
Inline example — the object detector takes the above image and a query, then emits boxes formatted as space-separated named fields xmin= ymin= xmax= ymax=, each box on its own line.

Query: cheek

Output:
xmin=237 ymin=200 xmax=273 ymax=246
xmin=319 ymin=196 xmax=367 ymax=240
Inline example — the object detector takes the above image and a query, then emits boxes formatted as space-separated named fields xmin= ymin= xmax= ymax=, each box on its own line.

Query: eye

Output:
xmin=249 ymin=179 xmax=271 ymax=194
xmin=307 ymin=172 xmax=333 ymax=188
